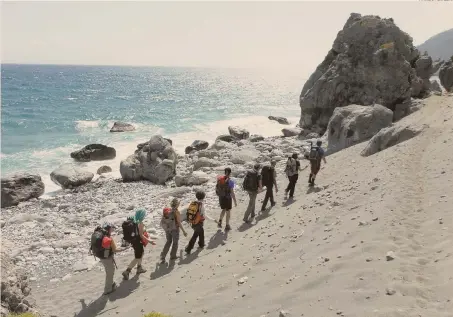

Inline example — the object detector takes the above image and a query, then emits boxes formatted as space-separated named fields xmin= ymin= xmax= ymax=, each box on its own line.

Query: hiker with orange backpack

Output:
xmin=185 ymin=191 xmax=206 ymax=255
xmin=216 ymin=167 xmax=237 ymax=231
xmin=160 ymin=198 xmax=188 ymax=262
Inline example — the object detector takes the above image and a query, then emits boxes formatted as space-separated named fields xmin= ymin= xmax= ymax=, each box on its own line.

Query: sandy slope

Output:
xmin=35 ymin=96 xmax=453 ymax=317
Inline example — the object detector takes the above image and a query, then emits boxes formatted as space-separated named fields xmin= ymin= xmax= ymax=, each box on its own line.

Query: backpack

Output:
xmin=161 ymin=207 xmax=177 ymax=232
xmin=90 ymin=227 xmax=108 ymax=259
xmin=122 ymin=217 xmax=138 ymax=242
xmin=285 ymin=158 xmax=297 ymax=177
xmin=242 ymin=170 xmax=259 ymax=192
xmin=186 ymin=201 xmax=202 ymax=225
xmin=261 ymin=165 xmax=274 ymax=186
xmin=216 ymin=175 xmax=230 ymax=197
xmin=308 ymin=146 xmax=321 ymax=161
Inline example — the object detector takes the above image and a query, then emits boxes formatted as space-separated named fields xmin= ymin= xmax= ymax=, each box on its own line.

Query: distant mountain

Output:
xmin=417 ymin=28 xmax=453 ymax=61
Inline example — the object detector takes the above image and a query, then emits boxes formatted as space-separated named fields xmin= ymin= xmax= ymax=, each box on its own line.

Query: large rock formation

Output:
xmin=70 ymin=144 xmax=116 ymax=162
xmin=120 ymin=135 xmax=177 ymax=184
xmin=1 ymin=239 xmax=38 ymax=315
xmin=361 ymin=123 xmax=428 ymax=157
xmin=110 ymin=121 xmax=135 ymax=132
xmin=326 ymin=104 xmax=393 ymax=154
xmin=299 ymin=13 xmax=431 ymax=133
xmin=1 ymin=174 xmax=45 ymax=208
xmin=439 ymin=58 xmax=453 ymax=92
xmin=51 ymin=164 xmax=94 ymax=189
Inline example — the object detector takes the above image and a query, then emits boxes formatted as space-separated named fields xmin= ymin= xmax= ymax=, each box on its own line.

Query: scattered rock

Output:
xmin=97 ymin=165 xmax=113 ymax=175
xmin=228 ymin=126 xmax=250 ymax=140
xmin=73 ymin=257 xmax=97 ymax=272
xmin=193 ymin=157 xmax=221 ymax=171
xmin=386 ymin=287 xmax=396 ymax=295
xmin=175 ymin=171 xmax=209 ymax=187
xmin=50 ymin=164 xmax=94 ymax=189
xmin=361 ymin=123 xmax=428 ymax=157
xmin=279 ymin=310 xmax=292 ymax=317
xmin=282 ymin=128 xmax=302 ymax=137
xmin=185 ymin=140 xmax=209 ymax=154
xmin=1 ymin=173 xmax=45 ymax=208
xmin=110 ymin=121 xmax=135 ymax=132
xmin=326 ymin=104 xmax=393 ymax=154
xmin=386 ymin=251 xmax=395 ymax=261
xmin=216 ymin=134 xmax=237 ymax=143
xmin=237 ymin=277 xmax=248 ymax=285
xmin=268 ymin=116 xmax=290 ymax=125
xmin=70 ymin=144 xmax=116 ymax=162
xmin=249 ymin=134 xmax=265 ymax=142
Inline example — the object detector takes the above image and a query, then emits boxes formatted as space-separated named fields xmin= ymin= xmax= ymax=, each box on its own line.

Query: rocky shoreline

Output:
xmin=0 ymin=132 xmax=312 ymax=286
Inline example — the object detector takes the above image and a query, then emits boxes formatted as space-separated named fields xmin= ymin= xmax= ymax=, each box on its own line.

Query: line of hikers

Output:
xmin=89 ymin=140 xmax=326 ymax=295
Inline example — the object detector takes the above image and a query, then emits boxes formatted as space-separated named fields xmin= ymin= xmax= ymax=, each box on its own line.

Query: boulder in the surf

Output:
xmin=70 ymin=144 xmax=116 ymax=162
xmin=120 ymin=135 xmax=177 ymax=184
xmin=110 ymin=121 xmax=135 ymax=133
xmin=50 ymin=164 xmax=94 ymax=189
xmin=1 ymin=173 xmax=45 ymax=208
xmin=268 ymin=116 xmax=290 ymax=125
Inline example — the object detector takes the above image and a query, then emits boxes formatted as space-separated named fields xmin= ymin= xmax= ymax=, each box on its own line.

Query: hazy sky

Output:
xmin=2 ymin=1 xmax=453 ymax=76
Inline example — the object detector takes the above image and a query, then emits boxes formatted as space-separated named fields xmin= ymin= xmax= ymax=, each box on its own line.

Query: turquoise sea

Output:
xmin=1 ymin=64 xmax=303 ymax=193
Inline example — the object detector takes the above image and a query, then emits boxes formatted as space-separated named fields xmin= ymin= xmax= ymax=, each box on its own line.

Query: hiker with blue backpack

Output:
xmin=216 ymin=167 xmax=237 ymax=231
xmin=307 ymin=140 xmax=327 ymax=186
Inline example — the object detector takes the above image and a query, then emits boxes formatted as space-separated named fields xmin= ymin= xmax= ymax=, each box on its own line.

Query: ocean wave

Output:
xmin=75 ymin=120 xmax=100 ymax=131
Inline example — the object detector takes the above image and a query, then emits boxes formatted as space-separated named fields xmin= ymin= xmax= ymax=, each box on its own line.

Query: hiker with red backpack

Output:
xmin=216 ymin=167 xmax=237 ymax=231
xmin=121 ymin=209 xmax=156 ymax=280
xmin=242 ymin=163 xmax=263 ymax=223
xmin=90 ymin=222 xmax=121 ymax=295
xmin=261 ymin=160 xmax=278 ymax=211
xmin=185 ymin=191 xmax=206 ymax=254
xmin=160 ymin=198 xmax=188 ymax=262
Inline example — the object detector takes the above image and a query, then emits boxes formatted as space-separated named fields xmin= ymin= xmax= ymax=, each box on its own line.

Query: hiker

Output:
xmin=122 ymin=209 xmax=155 ymax=280
xmin=160 ymin=198 xmax=188 ymax=262
xmin=185 ymin=191 xmax=206 ymax=254
xmin=308 ymin=140 xmax=327 ymax=186
xmin=216 ymin=167 xmax=237 ymax=231
xmin=90 ymin=222 xmax=121 ymax=295
xmin=284 ymin=153 xmax=301 ymax=199
xmin=242 ymin=163 xmax=263 ymax=223
xmin=261 ymin=160 xmax=278 ymax=211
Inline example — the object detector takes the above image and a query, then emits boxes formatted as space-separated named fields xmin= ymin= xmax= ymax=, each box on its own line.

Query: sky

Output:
xmin=1 ymin=1 xmax=453 ymax=77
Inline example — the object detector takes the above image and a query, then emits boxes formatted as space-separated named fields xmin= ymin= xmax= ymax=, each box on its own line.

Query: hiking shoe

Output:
xmin=122 ymin=270 xmax=130 ymax=281
xmin=217 ymin=220 xmax=222 ymax=229
xmin=169 ymin=256 xmax=179 ymax=261
xmin=225 ymin=224 xmax=232 ymax=231
xmin=198 ymin=245 xmax=205 ymax=249
xmin=136 ymin=265 xmax=147 ymax=274
xmin=103 ymin=282 xmax=117 ymax=295
xmin=185 ymin=248 xmax=191 ymax=255
xmin=271 ymin=202 xmax=276 ymax=207
xmin=160 ymin=257 xmax=166 ymax=263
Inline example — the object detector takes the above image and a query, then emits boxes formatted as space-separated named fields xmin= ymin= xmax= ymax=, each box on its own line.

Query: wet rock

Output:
xmin=110 ymin=121 xmax=135 ymax=132
xmin=1 ymin=174 xmax=45 ymax=208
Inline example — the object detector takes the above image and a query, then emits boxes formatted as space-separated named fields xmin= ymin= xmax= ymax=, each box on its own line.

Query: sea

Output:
xmin=1 ymin=64 xmax=304 ymax=195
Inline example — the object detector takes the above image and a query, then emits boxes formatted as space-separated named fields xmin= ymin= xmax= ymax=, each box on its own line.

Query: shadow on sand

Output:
xmin=207 ymin=230 xmax=228 ymax=250
xmin=306 ymin=185 xmax=322 ymax=194
xmin=282 ymin=197 xmax=296 ymax=207
xmin=74 ymin=275 xmax=140 ymax=317
xmin=150 ymin=260 xmax=176 ymax=280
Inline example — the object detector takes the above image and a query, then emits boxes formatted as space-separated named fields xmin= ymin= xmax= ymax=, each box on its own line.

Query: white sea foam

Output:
xmin=75 ymin=120 xmax=100 ymax=131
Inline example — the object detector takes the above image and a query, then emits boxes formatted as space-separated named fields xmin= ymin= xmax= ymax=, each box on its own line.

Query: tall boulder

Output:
xmin=439 ymin=58 xmax=453 ymax=92
xmin=110 ymin=121 xmax=135 ymax=132
xmin=70 ymin=144 xmax=116 ymax=162
xmin=326 ymin=104 xmax=393 ymax=154
xmin=1 ymin=174 xmax=45 ymax=208
xmin=120 ymin=135 xmax=177 ymax=184
xmin=51 ymin=164 xmax=94 ymax=189
xmin=299 ymin=13 xmax=429 ymax=132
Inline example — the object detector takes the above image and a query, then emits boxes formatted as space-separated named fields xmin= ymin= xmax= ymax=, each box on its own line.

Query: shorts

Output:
xmin=131 ymin=239 xmax=144 ymax=259
xmin=219 ymin=196 xmax=232 ymax=210
xmin=310 ymin=160 xmax=321 ymax=175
